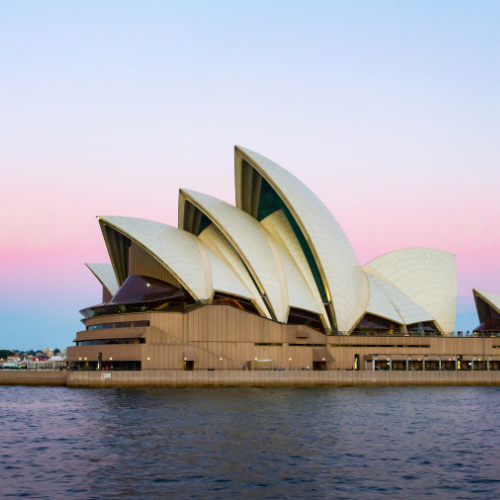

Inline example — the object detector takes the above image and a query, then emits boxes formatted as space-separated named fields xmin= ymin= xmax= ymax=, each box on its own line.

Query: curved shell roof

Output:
xmin=473 ymin=289 xmax=500 ymax=323
xmin=179 ymin=190 xmax=325 ymax=323
xmin=98 ymin=216 xmax=212 ymax=301
xmin=473 ymin=289 xmax=500 ymax=312
xmin=273 ymin=234 xmax=324 ymax=318
xmin=204 ymin=246 xmax=253 ymax=301
xmin=199 ymin=224 xmax=270 ymax=317
xmin=364 ymin=273 xmax=404 ymax=325
xmin=364 ymin=248 xmax=457 ymax=333
xmin=85 ymin=263 xmax=119 ymax=296
xmin=99 ymin=215 xmax=264 ymax=308
xmin=234 ymin=146 xmax=367 ymax=332
xmin=87 ymin=146 xmax=460 ymax=334
xmin=261 ymin=210 xmax=330 ymax=327
xmin=364 ymin=272 xmax=434 ymax=326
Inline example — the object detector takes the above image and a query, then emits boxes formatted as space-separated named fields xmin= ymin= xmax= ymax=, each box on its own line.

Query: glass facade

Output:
xmin=212 ymin=292 xmax=260 ymax=315
xmin=111 ymin=275 xmax=184 ymax=304
xmin=287 ymin=307 xmax=324 ymax=332
xmin=354 ymin=315 xmax=441 ymax=336
xmin=475 ymin=318 xmax=500 ymax=333
xmin=80 ymin=276 xmax=196 ymax=319
xmin=76 ymin=338 xmax=145 ymax=346
xmin=474 ymin=296 xmax=500 ymax=333
xmin=87 ymin=320 xmax=149 ymax=331
xmin=353 ymin=314 xmax=403 ymax=334
xmin=406 ymin=321 xmax=439 ymax=334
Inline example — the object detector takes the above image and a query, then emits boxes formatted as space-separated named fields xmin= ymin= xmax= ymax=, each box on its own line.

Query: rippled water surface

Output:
xmin=1 ymin=386 xmax=500 ymax=499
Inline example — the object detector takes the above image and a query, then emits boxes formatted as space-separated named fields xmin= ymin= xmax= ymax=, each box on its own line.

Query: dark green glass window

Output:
xmin=256 ymin=178 xmax=328 ymax=304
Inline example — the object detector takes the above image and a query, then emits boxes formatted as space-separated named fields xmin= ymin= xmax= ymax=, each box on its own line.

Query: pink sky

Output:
xmin=1 ymin=1 xmax=499 ymax=348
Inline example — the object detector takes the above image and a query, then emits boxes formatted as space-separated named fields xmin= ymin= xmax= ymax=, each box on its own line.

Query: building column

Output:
xmin=471 ymin=357 xmax=475 ymax=371
xmin=372 ymin=356 xmax=376 ymax=371
xmin=438 ymin=357 xmax=441 ymax=371
xmin=487 ymin=357 xmax=491 ymax=371
xmin=389 ymin=358 xmax=392 ymax=371
xmin=423 ymin=357 xmax=426 ymax=371
xmin=406 ymin=357 xmax=410 ymax=371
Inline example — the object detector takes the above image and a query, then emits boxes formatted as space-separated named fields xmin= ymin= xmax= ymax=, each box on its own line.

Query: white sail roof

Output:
xmin=234 ymin=146 xmax=368 ymax=332
xmin=98 ymin=215 xmax=263 ymax=307
xmin=473 ymin=289 xmax=500 ymax=314
xmin=261 ymin=210 xmax=330 ymax=327
xmin=364 ymin=271 xmax=434 ymax=325
xmin=198 ymin=224 xmax=270 ymax=318
xmin=98 ymin=216 xmax=212 ymax=301
xmin=364 ymin=248 xmax=457 ymax=333
xmin=179 ymin=190 xmax=324 ymax=323
xmin=204 ymin=246 xmax=253 ymax=301
xmin=364 ymin=273 xmax=404 ymax=325
xmin=85 ymin=263 xmax=120 ymax=296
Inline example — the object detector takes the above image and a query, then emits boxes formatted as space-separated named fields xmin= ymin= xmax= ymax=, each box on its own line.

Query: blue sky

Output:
xmin=1 ymin=0 xmax=499 ymax=349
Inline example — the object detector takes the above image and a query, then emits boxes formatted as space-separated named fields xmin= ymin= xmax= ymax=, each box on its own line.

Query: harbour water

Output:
xmin=1 ymin=386 xmax=500 ymax=499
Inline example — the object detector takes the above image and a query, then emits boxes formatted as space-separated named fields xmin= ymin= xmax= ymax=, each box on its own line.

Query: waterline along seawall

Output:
xmin=3 ymin=370 xmax=500 ymax=388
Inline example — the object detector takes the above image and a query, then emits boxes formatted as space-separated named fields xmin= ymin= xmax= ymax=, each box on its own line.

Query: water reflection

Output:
xmin=1 ymin=386 xmax=500 ymax=499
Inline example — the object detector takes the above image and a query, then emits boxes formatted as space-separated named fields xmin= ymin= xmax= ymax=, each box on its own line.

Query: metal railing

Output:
xmin=326 ymin=331 xmax=498 ymax=338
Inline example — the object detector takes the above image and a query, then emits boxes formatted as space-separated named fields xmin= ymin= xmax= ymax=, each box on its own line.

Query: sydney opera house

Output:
xmin=68 ymin=147 xmax=500 ymax=372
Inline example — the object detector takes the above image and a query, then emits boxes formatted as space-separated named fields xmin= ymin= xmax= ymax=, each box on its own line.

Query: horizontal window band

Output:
xmin=75 ymin=338 xmax=145 ymax=346
xmin=87 ymin=320 xmax=150 ymax=331
xmin=289 ymin=344 xmax=326 ymax=347
xmin=330 ymin=344 xmax=431 ymax=348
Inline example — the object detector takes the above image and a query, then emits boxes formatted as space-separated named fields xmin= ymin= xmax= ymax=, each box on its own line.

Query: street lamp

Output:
xmin=289 ymin=357 xmax=292 ymax=370
xmin=219 ymin=357 xmax=223 ymax=370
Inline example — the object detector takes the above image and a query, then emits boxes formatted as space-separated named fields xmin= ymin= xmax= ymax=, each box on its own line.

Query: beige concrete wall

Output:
xmin=67 ymin=344 xmax=143 ymax=363
xmin=329 ymin=336 xmax=498 ymax=370
xmin=72 ymin=305 xmax=500 ymax=372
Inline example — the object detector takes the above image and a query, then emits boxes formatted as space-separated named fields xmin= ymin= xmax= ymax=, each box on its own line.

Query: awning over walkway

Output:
xmin=183 ymin=350 xmax=196 ymax=362
xmin=313 ymin=348 xmax=334 ymax=362
xmin=295 ymin=326 xmax=310 ymax=338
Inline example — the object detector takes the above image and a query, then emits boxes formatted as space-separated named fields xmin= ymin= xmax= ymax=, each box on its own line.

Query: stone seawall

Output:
xmin=0 ymin=371 xmax=67 ymax=386
xmin=3 ymin=370 xmax=500 ymax=388
xmin=66 ymin=370 xmax=500 ymax=388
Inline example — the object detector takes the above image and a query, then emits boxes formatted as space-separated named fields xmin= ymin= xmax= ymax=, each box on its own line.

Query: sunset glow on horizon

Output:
xmin=1 ymin=0 xmax=499 ymax=348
